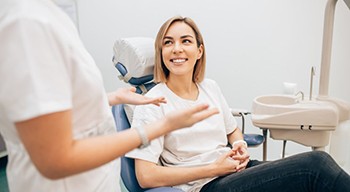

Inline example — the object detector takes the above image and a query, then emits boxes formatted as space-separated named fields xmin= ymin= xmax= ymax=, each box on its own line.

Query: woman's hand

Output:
xmin=163 ymin=103 xmax=219 ymax=132
xmin=108 ymin=87 xmax=166 ymax=106
xmin=210 ymin=150 xmax=241 ymax=177
xmin=231 ymin=142 xmax=250 ymax=172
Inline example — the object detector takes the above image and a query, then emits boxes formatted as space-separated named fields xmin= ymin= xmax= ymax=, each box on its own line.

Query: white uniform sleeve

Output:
xmin=0 ymin=17 xmax=72 ymax=122
xmin=126 ymin=103 xmax=165 ymax=164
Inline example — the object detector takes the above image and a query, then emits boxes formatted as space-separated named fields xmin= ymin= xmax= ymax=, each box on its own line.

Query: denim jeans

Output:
xmin=200 ymin=151 xmax=350 ymax=192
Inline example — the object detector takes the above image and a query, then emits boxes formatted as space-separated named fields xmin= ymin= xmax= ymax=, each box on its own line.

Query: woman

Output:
xmin=126 ymin=16 xmax=350 ymax=192
xmin=0 ymin=1 xmax=218 ymax=192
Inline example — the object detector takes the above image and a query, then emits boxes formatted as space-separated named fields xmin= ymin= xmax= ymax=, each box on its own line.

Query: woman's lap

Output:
xmin=200 ymin=151 xmax=350 ymax=192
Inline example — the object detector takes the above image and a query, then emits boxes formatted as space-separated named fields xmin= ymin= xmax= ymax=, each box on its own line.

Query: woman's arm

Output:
xmin=15 ymin=104 xmax=218 ymax=179
xmin=227 ymin=127 xmax=244 ymax=145
xmin=227 ymin=128 xmax=250 ymax=171
xmin=135 ymin=150 xmax=240 ymax=188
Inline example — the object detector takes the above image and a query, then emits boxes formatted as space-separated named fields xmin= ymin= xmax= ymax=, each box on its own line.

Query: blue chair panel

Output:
xmin=115 ymin=62 xmax=154 ymax=85
xmin=244 ymin=134 xmax=265 ymax=147
xmin=112 ymin=105 xmax=183 ymax=192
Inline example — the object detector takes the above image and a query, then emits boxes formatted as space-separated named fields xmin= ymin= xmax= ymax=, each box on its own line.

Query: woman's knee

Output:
xmin=291 ymin=151 xmax=331 ymax=169
xmin=307 ymin=151 xmax=332 ymax=162
xmin=302 ymin=151 xmax=339 ymax=172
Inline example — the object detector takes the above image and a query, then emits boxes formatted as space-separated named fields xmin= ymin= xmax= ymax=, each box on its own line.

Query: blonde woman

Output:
xmin=126 ymin=16 xmax=350 ymax=192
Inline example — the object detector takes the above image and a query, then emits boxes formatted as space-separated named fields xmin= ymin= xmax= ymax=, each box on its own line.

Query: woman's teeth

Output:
xmin=172 ymin=59 xmax=186 ymax=63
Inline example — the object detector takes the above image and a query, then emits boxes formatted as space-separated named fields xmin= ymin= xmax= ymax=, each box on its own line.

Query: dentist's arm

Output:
xmin=15 ymin=104 xmax=218 ymax=180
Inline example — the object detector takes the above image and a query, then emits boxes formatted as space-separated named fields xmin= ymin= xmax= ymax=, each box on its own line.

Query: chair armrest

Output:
xmin=229 ymin=108 xmax=252 ymax=133
xmin=229 ymin=108 xmax=251 ymax=117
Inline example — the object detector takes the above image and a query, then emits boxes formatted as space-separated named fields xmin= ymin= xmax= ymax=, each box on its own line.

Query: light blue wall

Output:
xmin=76 ymin=0 xmax=350 ymax=160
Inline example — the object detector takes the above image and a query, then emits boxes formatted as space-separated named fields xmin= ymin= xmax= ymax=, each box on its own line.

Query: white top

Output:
xmin=0 ymin=0 xmax=120 ymax=191
xmin=126 ymin=79 xmax=237 ymax=192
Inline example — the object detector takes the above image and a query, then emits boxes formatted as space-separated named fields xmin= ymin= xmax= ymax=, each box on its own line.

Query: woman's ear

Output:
xmin=197 ymin=44 xmax=203 ymax=60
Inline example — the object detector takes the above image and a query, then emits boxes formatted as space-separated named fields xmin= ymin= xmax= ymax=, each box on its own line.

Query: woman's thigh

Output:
xmin=200 ymin=151 xmax=350 ymax=192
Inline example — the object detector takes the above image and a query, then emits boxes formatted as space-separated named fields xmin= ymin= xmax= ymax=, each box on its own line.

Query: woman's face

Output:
xmin=161 ymin=21 xmax=203 ymax=80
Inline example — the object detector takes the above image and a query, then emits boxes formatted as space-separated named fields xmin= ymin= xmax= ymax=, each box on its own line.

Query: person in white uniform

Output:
xmin=0 ymin=1 xmax=218 ymax=192
xmin=126 ymin=16 xmax=350 ymax=192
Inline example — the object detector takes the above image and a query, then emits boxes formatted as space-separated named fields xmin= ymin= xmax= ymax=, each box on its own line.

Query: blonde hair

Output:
xmin=154 ymin=16 xmax=206 ymax=83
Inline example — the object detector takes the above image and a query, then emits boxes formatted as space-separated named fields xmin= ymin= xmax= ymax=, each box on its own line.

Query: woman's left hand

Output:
xmin=108 ymin=87 xmax=167 ymax=106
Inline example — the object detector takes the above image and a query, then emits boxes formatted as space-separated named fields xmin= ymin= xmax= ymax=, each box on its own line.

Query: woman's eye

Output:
xmin=164 ymin=40 xmax=172 ymax=45
xmin=183 ymin=39 xmax=191 ymax=44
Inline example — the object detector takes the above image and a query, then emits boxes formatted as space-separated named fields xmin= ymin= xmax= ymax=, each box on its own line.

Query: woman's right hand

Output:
xmin=210 ymin=150 xmax=241 ymax=177
xmin=164 ymin=103 xmax=219 ymax=132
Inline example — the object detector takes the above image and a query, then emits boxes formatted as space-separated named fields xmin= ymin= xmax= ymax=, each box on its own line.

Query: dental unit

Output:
xmin=251 ymin=0 xmax=350 ymax=172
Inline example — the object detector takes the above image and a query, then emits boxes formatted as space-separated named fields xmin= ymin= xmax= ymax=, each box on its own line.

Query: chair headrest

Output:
xmin=112 ymin=37 xmax=156 ymax=94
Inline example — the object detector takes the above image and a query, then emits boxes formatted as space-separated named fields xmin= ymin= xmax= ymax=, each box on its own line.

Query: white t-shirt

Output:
xmin=0 ymin=0 xmax=120 ymax=191
xmin=126 ymin=79 xmax=237 ymax=192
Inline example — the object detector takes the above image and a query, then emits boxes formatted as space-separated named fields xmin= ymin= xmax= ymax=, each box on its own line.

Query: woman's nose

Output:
xmin=172 ymin=42 xmax=183 ymax=53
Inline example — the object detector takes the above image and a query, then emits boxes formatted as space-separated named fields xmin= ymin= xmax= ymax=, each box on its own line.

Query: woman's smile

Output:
xmin=170 ymin=58 xmax=188 ymax=65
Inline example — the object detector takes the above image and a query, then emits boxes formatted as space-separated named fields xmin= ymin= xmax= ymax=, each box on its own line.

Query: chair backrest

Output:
xmin=112 ymin=105 xmax=184 ymax=192
xmin=113 ymin=37 xmax=156 ymax=95
xmin=112 ymin=104 xmax=144 ymax=192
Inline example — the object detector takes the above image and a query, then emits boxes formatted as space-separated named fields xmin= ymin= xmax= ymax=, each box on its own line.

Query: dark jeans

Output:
xmin=200 ymin=151 xmax=350 ymax=192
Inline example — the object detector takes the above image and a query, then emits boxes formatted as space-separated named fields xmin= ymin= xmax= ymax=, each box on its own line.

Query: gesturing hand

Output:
xmin=164 ymin=103 xmax=219 ymax=132
xmin=108 ymin=87 xmax=167 ymax=106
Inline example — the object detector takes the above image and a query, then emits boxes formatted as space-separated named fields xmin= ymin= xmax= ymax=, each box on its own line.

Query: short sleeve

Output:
xmin=0 ymin=18 xmax=72 ymax=122
xmin=206 ymin=79 xmax=237 ymax=134
xmin=125 ymin=102 xmax=165 ymax=164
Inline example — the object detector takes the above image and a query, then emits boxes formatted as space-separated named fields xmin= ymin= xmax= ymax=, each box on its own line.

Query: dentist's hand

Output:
xmin=108 ymin=87 xmax=166 ymax=106
xmin=164 ymin=103 xmax=219 ymax=132
xmin=231 ymin=142 xmax=250 ymax=172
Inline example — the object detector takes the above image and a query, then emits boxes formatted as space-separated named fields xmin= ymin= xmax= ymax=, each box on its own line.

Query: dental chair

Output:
xmin=112 ymin=37 xmax=182 ymax=192
xmin=112 ymin=104 xmax=183 ymax=192
xmin=111 ymin=37 xmax=265 ymax=192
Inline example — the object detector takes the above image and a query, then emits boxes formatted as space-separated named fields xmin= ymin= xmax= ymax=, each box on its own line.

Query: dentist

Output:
xmin=0 ymin=1 xmax=218 ymax=192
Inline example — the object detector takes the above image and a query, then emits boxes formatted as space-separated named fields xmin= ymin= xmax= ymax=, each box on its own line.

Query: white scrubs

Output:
xmin=0 ymin=0 xmax=120 ymax=191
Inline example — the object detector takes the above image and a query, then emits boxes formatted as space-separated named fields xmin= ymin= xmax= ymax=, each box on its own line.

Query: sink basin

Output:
xmin=252 ymin=94 xmax=338 ymax=130
xmin=251 ymin=94 xmax=339 ymax=147
xmin=255 ymin=95 xmax=297 ymax=106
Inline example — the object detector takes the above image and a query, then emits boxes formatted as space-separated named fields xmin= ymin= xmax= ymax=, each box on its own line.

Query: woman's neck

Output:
xmin=166 ymin=76 xmax=199 ymax=101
